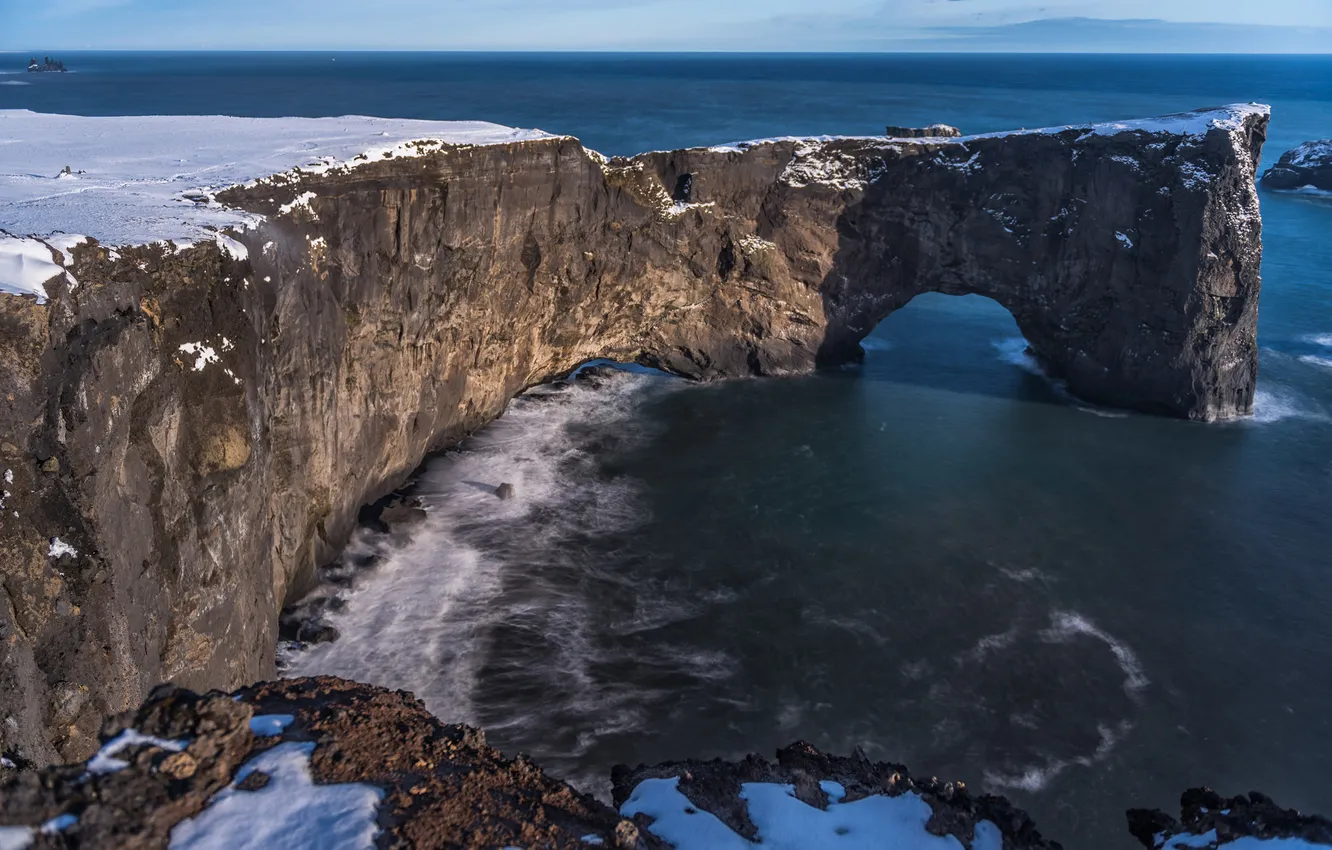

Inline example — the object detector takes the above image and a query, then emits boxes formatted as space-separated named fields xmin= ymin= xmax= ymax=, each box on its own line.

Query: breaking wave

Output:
xmin=283 ymin=367 xmax=736 ymax=789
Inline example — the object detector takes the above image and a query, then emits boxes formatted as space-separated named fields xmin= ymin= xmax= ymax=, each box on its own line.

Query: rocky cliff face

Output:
xmin=0 ymin=105 xmax=1268 ymax=766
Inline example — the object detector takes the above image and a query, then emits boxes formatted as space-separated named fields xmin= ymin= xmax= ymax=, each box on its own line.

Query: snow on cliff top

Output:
xmin=710 ymin=103 xmax=1270 ymax=152
xmin=0 ymin=110 xmax=552 ymax=248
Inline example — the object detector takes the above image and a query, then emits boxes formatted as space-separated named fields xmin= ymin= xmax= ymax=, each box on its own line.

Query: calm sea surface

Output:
xmin=5 ymin=53 xmax=1331 ymax=849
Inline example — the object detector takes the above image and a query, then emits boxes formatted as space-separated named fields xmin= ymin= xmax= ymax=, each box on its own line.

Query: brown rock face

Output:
xmin=0 ymin=677 xmax=654 ymax=849
xmin=0 ymin=106 xmax=1267 ymax=764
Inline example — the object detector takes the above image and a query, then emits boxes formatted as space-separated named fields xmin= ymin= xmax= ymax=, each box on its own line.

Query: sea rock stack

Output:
xmin=0 ymin=105 xmax=1269 ymax=763
xmin=1261 ymin=140 xmax=1332 ymax=192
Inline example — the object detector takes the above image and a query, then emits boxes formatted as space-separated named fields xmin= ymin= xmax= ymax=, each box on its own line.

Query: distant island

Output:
xmin=27 ymin=56 xmax=68 ymax=73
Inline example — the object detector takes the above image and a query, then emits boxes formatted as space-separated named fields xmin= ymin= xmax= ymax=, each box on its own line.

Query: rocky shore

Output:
xmin=1 ymin=678 xmax=1327 ymax=849
xmin=0 ymin=104 xmax=1268 ymax=769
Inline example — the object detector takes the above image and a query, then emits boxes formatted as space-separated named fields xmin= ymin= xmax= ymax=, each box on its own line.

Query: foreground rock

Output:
xmin=1128 ymin=787 xmax=1332 ymax=849
xmin=0 ymin=677 xmax=653 ymax=849
xmin=1260 ymin=140 xmax=1332 ymax=192
xmin=2 ymin=678 xmax=1326 ymax=849
xmin=0 ymin=105 xmax=1268 ymax=761
xmin=613 ymin=742 xmax=1060 ymax=849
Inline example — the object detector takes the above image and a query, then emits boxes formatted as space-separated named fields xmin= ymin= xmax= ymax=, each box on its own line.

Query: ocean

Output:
xmin=5 ymin=52 xmax=1331 ymax=849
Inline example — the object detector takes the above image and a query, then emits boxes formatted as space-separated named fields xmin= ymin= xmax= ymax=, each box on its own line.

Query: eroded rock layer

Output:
xmin=0 ymin=105 xmax=1267 ymax=763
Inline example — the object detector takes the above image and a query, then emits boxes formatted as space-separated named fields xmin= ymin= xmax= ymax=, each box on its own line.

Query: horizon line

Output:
xmin=4 ymin=48 xmax=1332 ymax=55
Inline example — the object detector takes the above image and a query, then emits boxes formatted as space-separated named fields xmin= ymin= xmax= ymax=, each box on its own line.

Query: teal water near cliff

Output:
xmin=7 ymin=52 xmax=1332 ymax=849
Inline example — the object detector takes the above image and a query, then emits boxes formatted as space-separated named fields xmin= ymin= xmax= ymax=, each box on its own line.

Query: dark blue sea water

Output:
xmin=6 ymin=53 xmax=1332 ymax=850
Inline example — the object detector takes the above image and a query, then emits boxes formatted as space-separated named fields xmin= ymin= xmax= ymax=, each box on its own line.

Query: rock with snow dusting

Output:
xmin=1261 ymin=140 xmax=1332 ymax=193
xmin=0 ymin=104 xmax=1269 ymax=765
xmin=613 ymin=741 xmax=1061 ymax=850
xmin=884 ymin=123 xmax=963 ymax=138
xmin=0 ymin=677 xmax=653 ymax=850
xmin=1127 ymin=787 xmax=1332 ymax=849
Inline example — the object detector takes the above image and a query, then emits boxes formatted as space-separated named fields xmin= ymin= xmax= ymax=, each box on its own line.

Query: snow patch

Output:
xmin=48 ymin=538 xmax=77 ymax=559
xmin=278 ymin=191 xmax=318 ymax=218
xmin=621 ymin=775 xmax=1000 ymax=850
xmin=178 ymin=342 xmax=220 ymax=372
xmin=0 ymin=110 xmax=551 ymax=250
xmin=249 ymin=714 xmax=295 ymax=736
xmin=168 ymin=741 xmax=383 ymax=850
xmin=0 ymin=235 xmax=68 ymax=302
xmin=87 ymin=728 xmax=188 ymax=775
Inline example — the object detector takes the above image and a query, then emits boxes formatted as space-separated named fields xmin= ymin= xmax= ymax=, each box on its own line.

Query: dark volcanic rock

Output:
xmin=1261 ymin=140 xmax=1332 ymax=192
xmin=612 ymin=741 xmax=1062 ymax=849
xmin=0 ymin=104 xmax=1269 ymax=763
xmin=885 ymin=123 xmax=963 ymax=138
xmin=1128 ymin=787 xmax=1332 ymax=848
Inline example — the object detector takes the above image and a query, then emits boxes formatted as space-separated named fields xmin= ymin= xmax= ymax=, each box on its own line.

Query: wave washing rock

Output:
xmin=0 ymin=104 xmax=1268 ymax=764
xmin=1260 ymin=140 xmax=1332 ymax=193
xmin=0 ymin=678 xmax=1325 ymax=850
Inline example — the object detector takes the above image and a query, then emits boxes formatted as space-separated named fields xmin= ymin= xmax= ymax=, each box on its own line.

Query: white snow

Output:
xmin=278 ymin=192 xmax=319 ymax=218
xmin=0 ymin=110 xmax=552 ymax=250
xmin=248 ymin=714 xmax=295 ymax=736
xmin=4 ymin=470 xmax=11 ymax=484
xmin=178 ymin=342 xmax=219 ymax=372
xmin=0 ymin=235 xmax=73 ymax=302
xmin=1161 ymin=832 xmax=1331 ymax=850
xmin=87 ymin=728 xmax=188 ymax=775
xmin=47 ymin=538 xmax=77 ymax=559
xmin=620 ymin=776 xmax=1002 ymax=850
xmin=1286 ymin=139 xmax=1331 ymax=168
xmin=167 ymin=741 xmax=383 ymax=850
xmin=711 ymin=105 xmax=1268 ymax=158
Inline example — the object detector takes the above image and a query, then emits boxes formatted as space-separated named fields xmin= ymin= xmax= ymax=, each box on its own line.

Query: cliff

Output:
xmin=0 ymin=104 xmax=1268 ymax=765
xmin=2 ymin=679 xmax=1326 ymax=849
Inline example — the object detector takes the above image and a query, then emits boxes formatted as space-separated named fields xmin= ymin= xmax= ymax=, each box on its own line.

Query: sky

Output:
xmin=1 ymin=0 xmax=1329 ymax=51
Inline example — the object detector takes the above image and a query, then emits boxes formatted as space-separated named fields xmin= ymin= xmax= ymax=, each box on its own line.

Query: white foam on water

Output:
xmin=992 ymin=337 xmax=1128 ymax=417
xmin=1247 ymin=388 xmax=1328 ymax=425
xmin=1040 ymin=610 xmax=1148 ymax=696
xmin=284 ymin=369 xmax=728 ymax=783
xmin=1305 ymin=334 xmax=1332 ymax=348
xmin=859 ymin=336 xmax=893 ymax=352
xmin=992 ymin=337 xmax=1043 ymax=376
xmin=1298 ymin=355 xmax=1332 ymax=371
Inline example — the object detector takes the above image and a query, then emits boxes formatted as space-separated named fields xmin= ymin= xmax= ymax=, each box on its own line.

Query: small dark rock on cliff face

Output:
xmin=1260 ymin=140 xmax=1332 ymax=192
xmin=1128 ymin=787 xmax=1332 ymax=848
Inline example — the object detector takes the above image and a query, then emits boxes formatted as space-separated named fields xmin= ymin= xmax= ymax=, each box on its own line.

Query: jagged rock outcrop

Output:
xmin=612 ymin=742 xmax=1060 ymax=849
xmin=1261 ymin=140 xmax=1332 ymax=192
xmin=0 ymin=104 xmax=1268 ymax=764
xmin=1128 ymin=787 xmax=1332 ymax=849
xmin=2 ymin=678 xmax=1324 ymax=849
xmin=0 ymin=677 xmax=655 ymax=849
